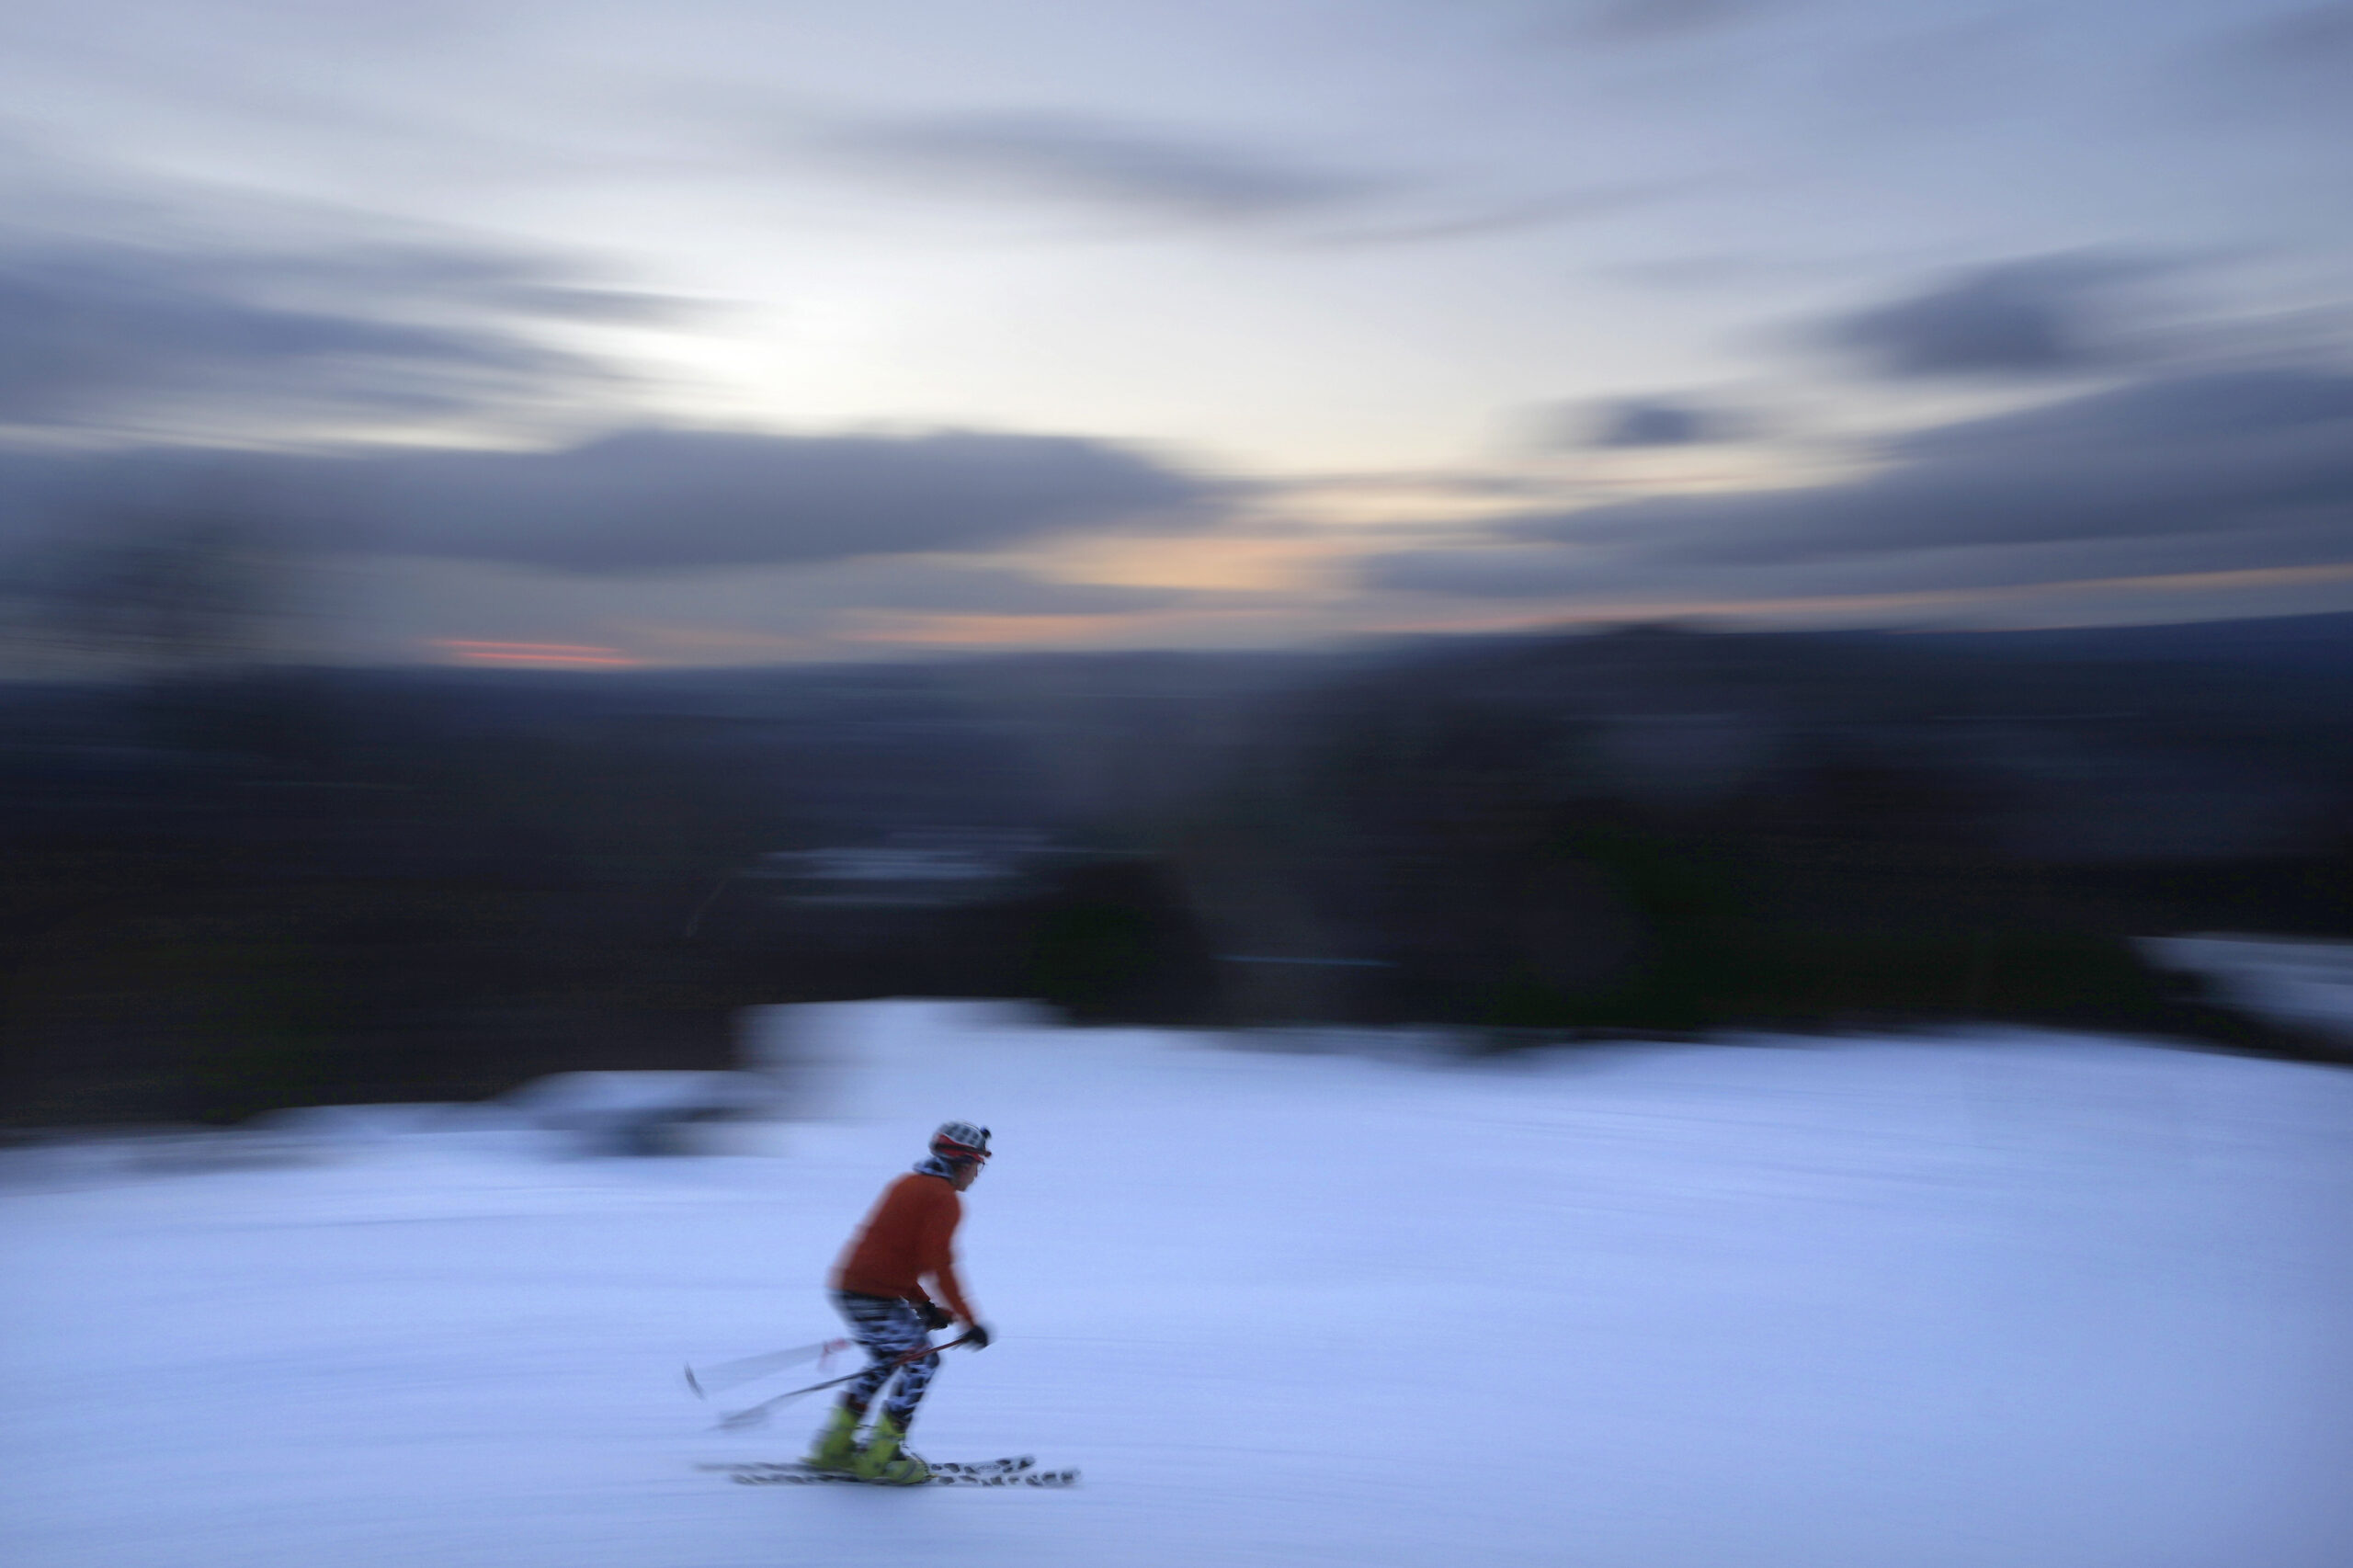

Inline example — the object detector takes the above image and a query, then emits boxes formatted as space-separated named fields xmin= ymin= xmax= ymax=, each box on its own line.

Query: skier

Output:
xmin=804 ymin=1121 xmax=995 ymax=1483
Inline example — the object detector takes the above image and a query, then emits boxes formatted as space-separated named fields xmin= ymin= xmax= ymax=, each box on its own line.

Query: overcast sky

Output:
xmin=2 ymin=0 xmax=2348 ymax=667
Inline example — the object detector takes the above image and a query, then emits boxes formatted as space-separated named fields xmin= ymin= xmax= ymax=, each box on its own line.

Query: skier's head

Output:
xmin=931 ymin=1121 xmax=990 ymax=1188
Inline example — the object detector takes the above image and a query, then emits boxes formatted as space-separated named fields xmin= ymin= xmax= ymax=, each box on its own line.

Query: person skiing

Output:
xmin=804 ymin=1121 xmax=995 ymax=1483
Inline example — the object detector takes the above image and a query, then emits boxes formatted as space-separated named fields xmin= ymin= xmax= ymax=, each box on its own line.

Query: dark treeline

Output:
xmin=6 ymin=616 xmax=2352 ymax=1126
xmin=1173 ymin=622 xmax=2353 ymax=1046
xmin=0 ymin=653 xmax=1303 ymax=1125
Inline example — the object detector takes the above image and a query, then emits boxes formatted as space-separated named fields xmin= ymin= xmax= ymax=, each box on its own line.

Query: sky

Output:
xmin=0 ymin=0 xmax=2349 ymax=668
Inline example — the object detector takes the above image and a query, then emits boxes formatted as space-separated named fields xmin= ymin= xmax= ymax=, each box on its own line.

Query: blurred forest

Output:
xmin=5 ymin=584 xmax=2353 ymax=1125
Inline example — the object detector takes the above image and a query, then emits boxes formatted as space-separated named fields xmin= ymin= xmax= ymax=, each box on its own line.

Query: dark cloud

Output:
xmin=0 ymin=233 xmax=669 ymax=436
xmin=2186 ymin=4 xmax=2353 ymax=128
xmin=0 ymin=426 xmax=1216 ymax=575
xmin=1814 ymin=16 xmax=2040 ymax=134
xmin=2224 ymin=4 xmax=2353 ymax=75
xmin=1362 ymin=368 xmax=2353 ymax=598
xmin=765 ymin=559 xmax=1188 ymax=616
xmin=811 ymin=110 xmax=1704 ymax=251
xmin=1523 ymin=367 xmax=2353 ymax=565
xmin=1584 ymin=0 xmax=1773 ymax=43
xmin=1892 ymin=367 xmax=2353 ymax=461
xmin=1582 ymin=396 xmax=1733 ymax=448
xmin=1302 ymin=178 xmax=1711 ymax=250
xmin=822 ymin=112 xmax=1391 ymax=225
xmin=1818 ymin=256 xmax=2163 ymax=379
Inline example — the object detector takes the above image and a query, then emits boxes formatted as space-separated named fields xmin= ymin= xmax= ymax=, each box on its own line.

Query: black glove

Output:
xmin=915 ymin=1300 xmax=953 ymax=1332
xmin=961 ymin=1323 xmax=992 ymax=1351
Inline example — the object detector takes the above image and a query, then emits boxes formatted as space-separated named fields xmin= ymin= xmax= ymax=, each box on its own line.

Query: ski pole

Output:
xmin=712 ymin=1333 xmax=974 ymax=1432
xmin=685 ymin=1338 xmax=856 ymax=1400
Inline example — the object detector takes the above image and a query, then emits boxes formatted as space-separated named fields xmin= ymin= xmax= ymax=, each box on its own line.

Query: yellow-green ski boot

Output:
xmin=804 ymin=1403 xmax=861 ymax=1472
xmin=849 ymin=1413 xmax=931 ymax=1485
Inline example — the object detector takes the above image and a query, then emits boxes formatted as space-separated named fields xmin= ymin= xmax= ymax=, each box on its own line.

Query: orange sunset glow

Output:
xmin=430 ymin=641 xmax=645 ymax=668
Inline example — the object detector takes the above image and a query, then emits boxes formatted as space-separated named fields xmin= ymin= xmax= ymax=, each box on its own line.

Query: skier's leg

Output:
xmin=878 ymin=1342 xmax=941 ymax=1431
xmin=808 ymin=1291 xmax=927 ymax=1470
xmin=827 ymin=1293 xmax=938 ymax=1483
xmin=831 ymin=1291 xmax=928 ymax=1415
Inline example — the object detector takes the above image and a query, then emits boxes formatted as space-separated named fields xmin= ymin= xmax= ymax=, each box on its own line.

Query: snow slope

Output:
xmin=6 ymin=1005 xmax=2350 ymax=1568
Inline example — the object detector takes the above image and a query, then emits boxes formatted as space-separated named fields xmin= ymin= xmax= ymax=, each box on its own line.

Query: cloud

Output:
xmin=1360 ymin=367 xmax=2353 ymax=600
xmin=2208 ymin=3 xmax=2353 ymax=113
xmin=0 ymin=231 xmax=673 ymax=437
xmin=1816 ymin=256 xmax=2165 ymax=379
xmin=0 ymin=426 xmax=1218 ymax=574
xmin=1583 ymin=0 xmax=1774 ymax=43
xmin=801 ymin=108 xmax=1705 ymax=252
xmin=1300 ymin=178 xmax=1712 ymax=249
xmin=2174 ymin=6 xmax=2353 ymax=151
xmin=336 ymin=547 xmax=1232 ymax=667
xmin=749 ymin=557 xmax=1190 ymax=616
xmin=2236 ymin=2 xmax=2353 ymax=60
xmin=1580 ymin=396 xmax=1734 ymax=448
xmin=820 ymin=112 xmax=1392 ymax=225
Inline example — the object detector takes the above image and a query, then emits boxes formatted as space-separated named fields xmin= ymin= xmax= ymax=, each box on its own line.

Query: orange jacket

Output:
xmin=830 ymin=1172 xmax=977 ymax=1323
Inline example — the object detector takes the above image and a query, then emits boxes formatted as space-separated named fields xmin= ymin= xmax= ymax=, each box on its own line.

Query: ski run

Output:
xmin=5 ymin=1000 xmax=2350 ymax=1567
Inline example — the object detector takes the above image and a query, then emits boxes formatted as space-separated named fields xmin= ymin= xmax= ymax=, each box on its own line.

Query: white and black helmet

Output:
xmin=930 ymin=1121 xmax=992 ymax=1164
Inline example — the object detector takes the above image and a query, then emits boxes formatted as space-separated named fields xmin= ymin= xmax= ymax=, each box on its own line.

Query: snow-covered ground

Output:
xmin=6 ymin=1004 xmax=2350 ymax=1568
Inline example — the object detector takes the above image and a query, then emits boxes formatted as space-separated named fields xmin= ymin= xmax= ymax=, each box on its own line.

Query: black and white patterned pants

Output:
xmin=831 ymin=1290 xmax=940 ymax=1429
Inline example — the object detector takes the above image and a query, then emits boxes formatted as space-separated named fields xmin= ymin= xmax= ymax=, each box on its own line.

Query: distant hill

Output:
xmin=1896 ymin=611 xmax=2353 ymax=676
xmin=6 ymin=609 xmax=2351 ymax=1128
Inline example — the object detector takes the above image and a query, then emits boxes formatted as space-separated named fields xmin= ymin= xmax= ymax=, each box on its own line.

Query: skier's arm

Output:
xmin=917 ymin=1188 xmax=978 ymax=1324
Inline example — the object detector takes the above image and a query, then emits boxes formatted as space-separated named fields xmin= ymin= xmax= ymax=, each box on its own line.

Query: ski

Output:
xmin=706 ymin=1454 xmax=1031 ymax=1477
xmin=699 ymin=1455 xmax=1078 ymax=1487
